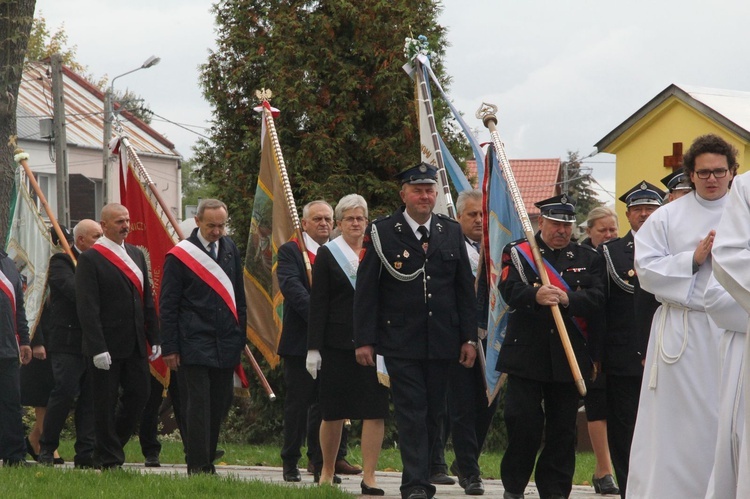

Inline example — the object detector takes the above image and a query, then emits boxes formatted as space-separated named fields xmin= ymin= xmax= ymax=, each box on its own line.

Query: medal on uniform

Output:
xmin=403 ymin=250 xmax=410 ymax=258
xmin=627 ymin=269 xmax=635 ymax=277
xmin=395 ymin=262 xmax=402 ymax=269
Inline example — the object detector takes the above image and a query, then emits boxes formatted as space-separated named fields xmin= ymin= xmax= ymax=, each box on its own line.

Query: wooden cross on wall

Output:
xmin=663 ymin=142 xmax=683 ymax=171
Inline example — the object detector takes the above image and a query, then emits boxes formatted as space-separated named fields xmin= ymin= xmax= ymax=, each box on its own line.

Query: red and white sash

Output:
xmin=0 ymin=268 xmax=16 ymax=316
xmin=92 ymin=237 xmax=144 ymax=300
xmin=168 ymin=239 xmax=238 ymax=323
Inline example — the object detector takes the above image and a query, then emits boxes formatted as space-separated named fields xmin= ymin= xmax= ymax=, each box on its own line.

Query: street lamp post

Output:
xmin=102 ymin=55 xmax=160 ymax=207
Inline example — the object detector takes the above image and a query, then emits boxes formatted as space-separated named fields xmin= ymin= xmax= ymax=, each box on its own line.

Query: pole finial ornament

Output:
xmin=475 ymin=102 xmax=498 ymax=128
xmin=255 ymin=88 xmax=273 ymax=102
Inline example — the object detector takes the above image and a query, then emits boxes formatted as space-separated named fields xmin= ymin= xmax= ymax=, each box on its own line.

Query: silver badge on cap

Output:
xmin=419 ymin=164 xmax=427 ymax=173
xmin=640 ymin=181 xmax=648 ymax=190
xmin=561 ymin=194 xmax=568 ymax=205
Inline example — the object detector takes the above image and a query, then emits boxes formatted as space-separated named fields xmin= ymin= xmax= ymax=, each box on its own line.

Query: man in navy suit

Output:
xmin=38 ymin=219 xmax=102 ymax=467
xmin=160 ymin=199 xmax=246 ymax=475
xmin=354 ymin=163 xmax=477 ymax=499
xmin=277 ymin=200 xmax=351 ymax=483
xmin=76 ymin=203 xmax=160 ymax=469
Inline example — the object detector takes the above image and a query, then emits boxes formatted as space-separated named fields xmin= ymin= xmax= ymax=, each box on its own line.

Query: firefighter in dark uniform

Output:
xmin=598 ymin=181 xmax=664 ymax=498
xmin=498 ymin=194 xmax=606 ymax=499
xmin=354 ymin=162 xmax=477 ymax=499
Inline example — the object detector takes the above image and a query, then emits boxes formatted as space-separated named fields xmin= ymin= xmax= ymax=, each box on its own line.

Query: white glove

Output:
xmin=93 ymin=351 xmax=112 ymax=370
xmin=306 ymin=350 xmax=322 ymax=379
xmin=149 ymin=345 xmax=162 ymax=361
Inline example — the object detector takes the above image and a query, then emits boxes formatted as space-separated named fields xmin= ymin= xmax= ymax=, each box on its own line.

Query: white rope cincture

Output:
xmin=648 ymin=302 xmax=690 ymax=389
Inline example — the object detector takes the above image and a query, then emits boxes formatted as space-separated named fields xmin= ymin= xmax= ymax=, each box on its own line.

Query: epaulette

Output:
xmin=370 ymin=214 xmax=391 ymax=225
xmin=600 ymin=237 xmax=622 ymax=247
xmin=436 ymin=213 xmax=459 ymax=223
xmin=576 ymin=242 xmax=599 ymax=254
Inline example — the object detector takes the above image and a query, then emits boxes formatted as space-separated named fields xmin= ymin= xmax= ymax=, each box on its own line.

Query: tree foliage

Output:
xmin=196 ymin=0 xmax=469 ymax=255
xmin=0 ymin=0 xmax=36 ymax=243
xmin=561 ymin=150 xmax=602 ymax=222
xmin=26 ymin=13 xmax=87 ymax=76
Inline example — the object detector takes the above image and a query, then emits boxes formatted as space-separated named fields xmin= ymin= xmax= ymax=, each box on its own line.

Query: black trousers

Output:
xmin=40 ymin=352 xmax=95 ymax=463
xmin=139 ymin=372 xmax=185 ymax=459
xmin=0 ymin=358 xmax=25 ymax=462
xmin=501 ymin=375 xmax=579 ymax=498
xmin=387 ymin=357 xmax=450 ymax=499
xmin=280 ymin=355 xmax=347 ymax=471
xmin=432 ymin=357 xmax=498 ymax=478
xmin=606 ymin=373 xmax=642 ymax=499
xmin=90 ymin=354 xmax=150 ymax=468
xmin=177 ymin=364 xmax=234 ymax=474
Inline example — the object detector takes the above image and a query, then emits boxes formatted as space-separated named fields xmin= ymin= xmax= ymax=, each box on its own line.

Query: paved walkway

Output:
xmin=115 ymin=462 xmax=611 ymax=498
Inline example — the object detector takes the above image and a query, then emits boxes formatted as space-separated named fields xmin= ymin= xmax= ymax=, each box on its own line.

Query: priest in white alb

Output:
xmin=627 ymin=134 xmax=738 ymax=498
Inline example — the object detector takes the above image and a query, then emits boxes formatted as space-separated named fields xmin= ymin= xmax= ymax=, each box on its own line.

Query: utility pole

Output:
xmin=51 ymin=54 xmax=70 ymax=227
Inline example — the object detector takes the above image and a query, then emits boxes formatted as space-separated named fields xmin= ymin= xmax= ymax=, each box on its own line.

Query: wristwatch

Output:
xmin=465 ymin=340 xmax=478 ymax=348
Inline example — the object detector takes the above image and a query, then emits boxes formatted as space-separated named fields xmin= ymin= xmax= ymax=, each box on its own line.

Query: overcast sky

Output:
xmin=37 ymin=0 xmax=750 ymax=202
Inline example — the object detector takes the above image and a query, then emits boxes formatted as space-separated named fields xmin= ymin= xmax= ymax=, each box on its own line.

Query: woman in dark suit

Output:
xmin=307 ymin=194 xmax=388 ymax=495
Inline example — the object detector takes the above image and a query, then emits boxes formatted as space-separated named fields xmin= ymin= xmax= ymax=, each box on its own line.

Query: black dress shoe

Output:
xmin=25 ymin=437 xmax=39 ymax=461
xmin=74 ymin=457 xmax=95 ymax=469
xmin=462 ymin=475 xmax=485 ymax=495
xmin=145 ymin=456 xmax=161 ymax=467
xmin=406 ymin=487 xmax=429 ymax=499
xmin=4 ymin=459 xmax=34 ymax=467
xmin=429 ymin=471 xmax=456 ymax=485
xmin=361 ymin=480 xmax=385 ymax=496
xmin=592 ymin=474 xmax=620 ymax=495
xmin=313 ymin=471 xmax=341 ymax=484
xmin=53 ymin=456 xmax=65 ymax=465
xmin=283 ymin=468 xmax=301 ymax=482
xmin=38 ymin=449 xmax=54 ymax=466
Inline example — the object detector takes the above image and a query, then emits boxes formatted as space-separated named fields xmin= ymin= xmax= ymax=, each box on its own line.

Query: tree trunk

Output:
xmin=0 ymin=0 xmax=36 ymax=243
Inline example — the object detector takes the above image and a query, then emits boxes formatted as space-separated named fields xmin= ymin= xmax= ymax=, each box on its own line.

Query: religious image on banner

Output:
xmin=483 ymin=143 xmax=524 ymax=404
xmin=5 ymin=163 xmax=58 ymax=337
xmin=244 ymin=102 xmax=294 ymax=369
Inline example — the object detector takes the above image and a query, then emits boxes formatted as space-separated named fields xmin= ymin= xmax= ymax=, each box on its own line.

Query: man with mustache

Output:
xmin=76 ymin=203 xmax=161 ymax=469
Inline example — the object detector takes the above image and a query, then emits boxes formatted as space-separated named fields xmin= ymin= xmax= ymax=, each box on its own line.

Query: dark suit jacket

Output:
xmin=353 ymin=207 xmax=476 ymax=360
xmin=498 ymin=233 xmax=605 ymax=382
xmin=76 ymin=240 xmax=160 ymax=358
xmin=598 ymin=232 xmax=644 ymax=376
xmin=307 ymin=244 xmax=356 ymax=351
xmin=159 ymin=231 xmax=247 ymax=368
xmin=277 ymin=240 xmax=311 ymax=357
xmin=46 ymin=249 xmax=84 ymax=354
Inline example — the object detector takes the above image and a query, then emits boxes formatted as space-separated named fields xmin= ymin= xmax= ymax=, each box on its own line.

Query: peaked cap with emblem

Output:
xmin=534 ymin=194 xmax=577 ymax=222
xmin=394 ymin=162 xmax=438 ymax=185
xmin=660 ymin=167 xmax=692 ymax=192
xmin=619 ymin=180 xmax=665 ymax=207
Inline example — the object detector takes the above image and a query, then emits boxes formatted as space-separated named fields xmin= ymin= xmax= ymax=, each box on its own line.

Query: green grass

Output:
xmin=53 ymin=440 xmax=597 ymax=486
xmin=0 ymin=467 xmax=351 ymax=498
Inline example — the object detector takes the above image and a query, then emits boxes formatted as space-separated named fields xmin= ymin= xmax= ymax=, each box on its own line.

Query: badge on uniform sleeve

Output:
xmin=403 ymin=250 xmax=410 ymax=259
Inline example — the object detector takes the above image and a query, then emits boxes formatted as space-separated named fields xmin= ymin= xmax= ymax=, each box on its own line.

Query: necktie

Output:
xmin=470 ymin=239 xmax=480 ymax=253
xmin=417 ymin=225 xmax=429 ymax=252
xmin=208 ymin=241 xmax=217 ymax=260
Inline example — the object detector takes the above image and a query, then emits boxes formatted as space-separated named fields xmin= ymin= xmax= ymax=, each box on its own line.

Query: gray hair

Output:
xmin=197 ymin=199 xmax=228 ymax=219
xmin=456 ymin=189 xmax=482 ymax=215
xmin=334 ymin=194 xmax=368 ymax=221
xmin=302 ymin=200 xmax=333 ymax=219
xmin=584 ymin=206 xmax=617 ymax=228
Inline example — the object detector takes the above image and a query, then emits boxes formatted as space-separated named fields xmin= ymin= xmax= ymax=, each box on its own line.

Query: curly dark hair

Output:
xmin=683 ymin=134 xmax=739 ymax=173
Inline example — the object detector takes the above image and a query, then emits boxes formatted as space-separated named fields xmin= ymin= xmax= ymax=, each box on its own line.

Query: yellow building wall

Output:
xmin=602 ymin=96 xmax=750 ymax=235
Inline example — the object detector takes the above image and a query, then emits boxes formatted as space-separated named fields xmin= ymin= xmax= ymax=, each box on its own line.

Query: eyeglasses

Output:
xmin=341 ymin=216 xmax=367 ymax=224
xmin=694 ymin=168 xmax=729 ymax=179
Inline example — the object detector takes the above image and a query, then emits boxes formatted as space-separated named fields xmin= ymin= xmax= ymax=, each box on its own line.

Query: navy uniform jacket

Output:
xmin=498 ymin=233 xmax=605 ymax=382
xmin=307 ymin=245 xmax=356 ymax=351
xmin=277 ymin=240 xmax=312 ymax=358
xmin=159 ymin=230 xmax=247 ymax=369
xmin=0 ymin=251 xmax=29 ymax=359
xmin=599 ymin=232 xmax=646 ymax=376
xmin=46 ymin=249 xmax=83 ymax=354
xmin=353 ymin=207 xmax=476 ymax=359
xmin=76 ymin=241 xmax=160 ymax=358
